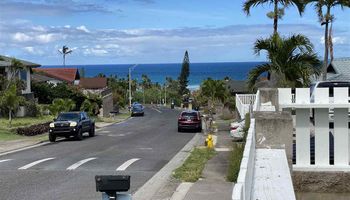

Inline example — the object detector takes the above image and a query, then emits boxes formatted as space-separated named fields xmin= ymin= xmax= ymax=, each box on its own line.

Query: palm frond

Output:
xmin=243 ymin=0 xmax=270 ymax=15
xmin=247 ymin=63 xmax=271 ymax=91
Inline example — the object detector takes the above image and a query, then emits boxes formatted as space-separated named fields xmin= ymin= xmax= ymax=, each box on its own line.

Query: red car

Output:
xmin=178 ymin=110 xmax=202 ymax=132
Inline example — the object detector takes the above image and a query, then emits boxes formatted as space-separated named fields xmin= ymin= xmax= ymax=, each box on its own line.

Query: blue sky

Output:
xmin=0 ymin=0 xmax=349 ymax=65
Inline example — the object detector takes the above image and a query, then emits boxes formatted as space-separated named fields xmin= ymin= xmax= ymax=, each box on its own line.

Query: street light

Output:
xmin=129 ymin=64 xmax=138 ymax=109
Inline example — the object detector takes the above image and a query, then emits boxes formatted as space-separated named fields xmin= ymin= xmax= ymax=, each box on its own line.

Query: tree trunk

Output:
xmin=9 ymin=109 xmax=12 ymax=127
xmin=322 ymin=7 xmax=331 ymax=81
xmin=273 ymin=0 xmax=278 ymax=34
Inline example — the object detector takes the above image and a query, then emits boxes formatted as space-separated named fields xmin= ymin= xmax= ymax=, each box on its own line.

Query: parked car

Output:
xmin=49 ymin=112 xmax=95 ymax=142
xmin=310 ymin=81 xmax=350 ymax=121
xmin=131 ymin=104 xmax=144 ymax=116
xmin=310 ymin=81 xmax=350 ymax=103
xmin=178 ymin=110 xmax=202 ymax=132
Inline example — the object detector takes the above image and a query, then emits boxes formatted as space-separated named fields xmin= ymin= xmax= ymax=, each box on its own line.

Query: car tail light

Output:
xmin=178 ymin=117 xmax=186 ymax=121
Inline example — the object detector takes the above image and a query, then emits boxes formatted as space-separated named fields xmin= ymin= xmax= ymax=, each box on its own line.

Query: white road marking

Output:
xmin=116 ymin=158 xmax=140 ymax=171
xmin=18 ymin=157 xmax=55 ymax=170
xmin=66 ymin=157 xmax=97 ymax=170
xmin=138 ymin=148 xmax=153 ymax=150
xmin=0 ymin=159 xmax=12 ymax=163
xmin=151 ymin=107 xmax=162 ymax=113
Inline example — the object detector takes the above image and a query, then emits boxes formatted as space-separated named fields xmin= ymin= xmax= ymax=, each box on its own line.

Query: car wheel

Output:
xmin=142 ymin=113 xmax=144 ymax=116
xmin=75 ymin=128 xmax=83 ymax=141
xmin=198 ymin=127 xmax=202 ymax=132
xmin=49 ymin=133 xmax=56 ymax=142
xmin=178 ymin=127 xmax=182 ymax=132
xmin=89 ymin=125 xmax=95 ymax=137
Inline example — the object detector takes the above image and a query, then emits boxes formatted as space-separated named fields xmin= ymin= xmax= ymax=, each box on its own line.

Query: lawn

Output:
xmin=173 ymin=147 xmax=216 ymax=182
xmin=0 ymin=115 xmax=53 ymax=141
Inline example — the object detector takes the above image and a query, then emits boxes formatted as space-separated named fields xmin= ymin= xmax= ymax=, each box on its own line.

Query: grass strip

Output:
xmin=173 ymin=147 xmax=216 ymax=182
xmin=226 ymin=142 xmax=245 ymax=182
xmin=227 ymin=112 xmax=251 ymax=182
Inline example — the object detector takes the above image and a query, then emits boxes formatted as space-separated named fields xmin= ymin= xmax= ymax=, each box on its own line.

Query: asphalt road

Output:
xmin=0 ymin=106 xmax=196 ymax=200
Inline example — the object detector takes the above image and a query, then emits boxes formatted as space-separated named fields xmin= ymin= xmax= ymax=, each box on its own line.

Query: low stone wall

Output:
xmin=293 ymin=171 xmax=350 ymax=193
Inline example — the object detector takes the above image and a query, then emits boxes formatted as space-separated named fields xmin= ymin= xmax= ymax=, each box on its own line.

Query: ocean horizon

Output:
xmin=41 ymin=62 xmax=264 ymax=88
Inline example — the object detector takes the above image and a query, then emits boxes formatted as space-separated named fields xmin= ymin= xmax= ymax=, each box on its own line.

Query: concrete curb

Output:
xmin=170 ymin=182 xmax=194 ymax=200
xmin=132 ymin=133 xmax=203 ymax=200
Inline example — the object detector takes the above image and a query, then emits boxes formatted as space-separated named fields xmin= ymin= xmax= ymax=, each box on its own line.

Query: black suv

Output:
xmin=49 ymin=112 xmax=95 ymax=142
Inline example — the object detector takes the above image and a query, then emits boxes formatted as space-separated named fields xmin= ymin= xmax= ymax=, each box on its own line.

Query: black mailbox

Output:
xmin=95 ymin=175 xmax=130 ymax=193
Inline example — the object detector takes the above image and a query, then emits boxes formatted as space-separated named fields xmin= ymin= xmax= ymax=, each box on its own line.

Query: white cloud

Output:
xmin=77 ymin=25 xmax=90 ymax=33
xmin=320 ymin=36 xmax=347 ymax=44
xmin=84 ymin=48 xmax=109 ymax=56
xmin=13 ymin=32 xmax=32 ymax=42
xmin=23 ymin=46 xmax=44 ymax=55
xmin=64 ymin=25 xmax=71 ymax=28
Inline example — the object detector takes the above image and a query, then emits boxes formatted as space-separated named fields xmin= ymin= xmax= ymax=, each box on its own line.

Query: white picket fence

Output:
xmin=279 ymin=87 xmax=350 ymax=170
xmin=236 ymin=94 xmax=256 ymax=119
xmin=232 ymin=119 xmax=256 ymax=200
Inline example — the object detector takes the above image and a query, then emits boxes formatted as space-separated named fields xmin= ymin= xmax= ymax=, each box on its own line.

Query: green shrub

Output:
xmin=24 ymin=101 xmax=41 ymax=117
xmin=227 ymin=142 xmax=245 ymax=182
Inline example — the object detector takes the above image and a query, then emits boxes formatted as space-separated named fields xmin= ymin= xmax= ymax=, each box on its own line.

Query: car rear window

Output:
xmin=181 ymin=112 xmax=197 ymax=117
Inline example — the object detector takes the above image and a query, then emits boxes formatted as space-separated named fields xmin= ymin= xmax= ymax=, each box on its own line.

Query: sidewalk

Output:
xmin=182 ymin=129 xmax=233 ymax=200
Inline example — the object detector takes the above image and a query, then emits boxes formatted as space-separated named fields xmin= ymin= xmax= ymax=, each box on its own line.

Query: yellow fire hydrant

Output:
xmin=206 ymin=134 xmax=214 ymax=149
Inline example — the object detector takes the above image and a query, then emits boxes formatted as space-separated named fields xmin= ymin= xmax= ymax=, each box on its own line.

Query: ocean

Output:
xmin=42 ymin=62 xmax=263 ymax=89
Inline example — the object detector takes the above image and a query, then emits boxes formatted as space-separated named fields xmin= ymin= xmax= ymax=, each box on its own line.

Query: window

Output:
xmin=20 ymin=70 xmax=27 ymax=81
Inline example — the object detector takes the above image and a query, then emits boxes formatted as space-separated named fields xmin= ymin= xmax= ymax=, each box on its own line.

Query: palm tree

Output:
xmin=58 ymin=45 xmax=73 ymax=67
xmin=80 ymin=99 xmax=99 ymax=116
xmin=0 ymin=84 xmax=25 ymax=126
xmin=49 ymin=98 xmax=76 ymax=116
xmin=247 ymin=33 xmax=321 ymax=91
xmin=201 ymin=78 xmax=228 ymax=110
xmin=243 ymin=0 xmax=304 ymax=34
xmin=302 ymin=0 xmax=349 ymax=80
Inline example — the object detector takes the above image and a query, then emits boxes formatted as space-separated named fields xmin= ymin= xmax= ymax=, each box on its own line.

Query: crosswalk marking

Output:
xmin=0 ymin=159 xmax=12 ymax=163
xmin=18 ymin=158 xmax=55 ymax=170
xmin=116 ymin=158 xmax=140 ymax=171
xmin=66 ymin=157 xmax=97 ymax=170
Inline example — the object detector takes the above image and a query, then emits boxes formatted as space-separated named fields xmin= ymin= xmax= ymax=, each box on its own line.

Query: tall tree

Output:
xmin=58 ymin=45 xmax=73 ymax=67
xmin=7 ymin=58 xmax=25 ymax=88
xmin=247 ymin=34 xmax=320 ymax=90
xmin=178 ymin=50 xmax=190 ymax=96
xmin=0 ymin=84 xmax=25 ymax=126
xmin=243 ymin=0 xmax=304 ymax=34
xmin=303 ymin=0 xmax=349 ymax=80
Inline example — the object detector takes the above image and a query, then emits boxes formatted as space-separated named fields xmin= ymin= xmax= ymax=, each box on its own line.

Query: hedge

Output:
xmin=16 ymin=122 xmax=50 ymax=136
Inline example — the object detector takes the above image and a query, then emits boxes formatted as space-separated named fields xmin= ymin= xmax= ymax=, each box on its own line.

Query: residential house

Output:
xmin=78 ymin=77 xmax=107 ymax=95
xmin=225 ymin=79 xmax=249 ymax=95
xmin=326 ymin=58 xmax=350 ymax=81
xmin=0 ymin=55 xmax=40 ymax=98
xmin=32 ymin=68 xmax=80 ymax=85
xmin=78 ymin=77 xmax=114 ymax=117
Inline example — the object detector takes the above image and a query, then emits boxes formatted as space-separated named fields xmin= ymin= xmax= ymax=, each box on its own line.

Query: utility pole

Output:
xmin=164 ymin=84 xmax=167 ymax=106
xmin=128 ymin=64 xmax=138 ymax=109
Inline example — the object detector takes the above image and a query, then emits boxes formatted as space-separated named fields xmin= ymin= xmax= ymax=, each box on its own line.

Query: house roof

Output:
xmin=31 ymin=73 xmax=57 ymax=83
xmin=226 ymin=80 xmax=248 ymax=93
xmin=33 ymin=68 xmax=80 ymax=83
xmin=0 ymin=55 xmax=40 ymax=67
xmin=327 ymin=58 xmax=350 ymax=81
xmin=79 ymin=77 xmax=107 ymax=89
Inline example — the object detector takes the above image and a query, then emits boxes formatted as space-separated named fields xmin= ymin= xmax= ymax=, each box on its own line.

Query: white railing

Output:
xmin=253 ymin=90 xmax=260 ymax=112
xmin=232 ymin=119 xmax=256 ymax=200
xmin=279 ymin=87 xmax=350 ymax=171
xmin=236 ymin=94 xmax=256 ymax=119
